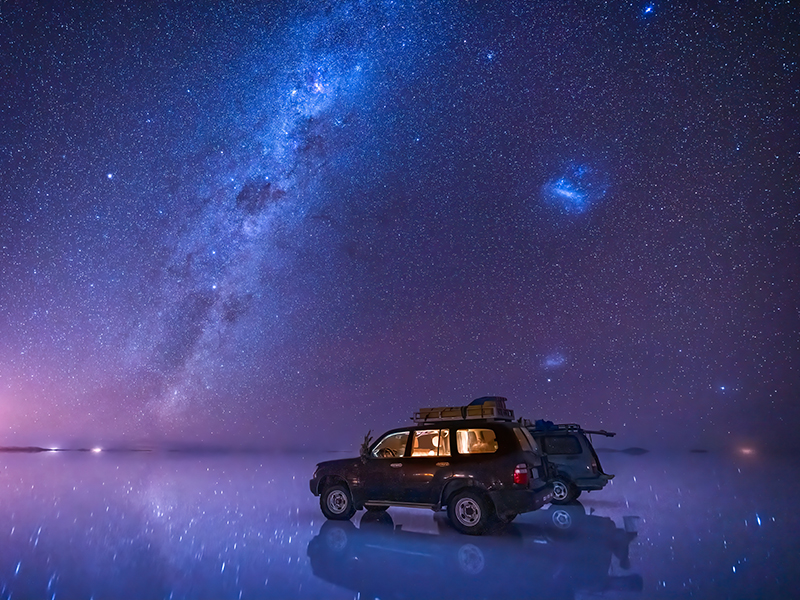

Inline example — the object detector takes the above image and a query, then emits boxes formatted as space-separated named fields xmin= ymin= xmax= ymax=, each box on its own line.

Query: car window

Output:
xmin=522 ymin=428 xmax=541 ymax=454
xmin=541 ymin=435 xmax=581 ymax=455
xmin=456 ymin=428 xmax=498 ymax=454
xmin=372 ymin=431 xmax=409 ymax=458
xmin=513 ymin=427 xmax=540 ymax=453
xmin=411 ymin=429 xmax=451 ymax=457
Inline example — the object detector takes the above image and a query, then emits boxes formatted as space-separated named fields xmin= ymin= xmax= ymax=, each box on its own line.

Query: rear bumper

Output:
xmin=488 ymin=484 xmax=554 ymax=516
xmin=309 ymin=477 xmax=320 ymax=496
xmin=574 ymin=473 xmax=614 ymax=491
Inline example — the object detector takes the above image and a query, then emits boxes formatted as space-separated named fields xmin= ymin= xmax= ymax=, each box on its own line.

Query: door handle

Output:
xmin=390 ymin=463 xmax=402 ymax=468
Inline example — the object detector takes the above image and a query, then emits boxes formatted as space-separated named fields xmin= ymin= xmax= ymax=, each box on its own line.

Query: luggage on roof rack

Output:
xmin=413 ymin=397 xmax=515 ymax=423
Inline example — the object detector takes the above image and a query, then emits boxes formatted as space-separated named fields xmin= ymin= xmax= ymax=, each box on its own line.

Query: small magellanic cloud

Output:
xmin=542 ymin=353 xmax=567 ymax=370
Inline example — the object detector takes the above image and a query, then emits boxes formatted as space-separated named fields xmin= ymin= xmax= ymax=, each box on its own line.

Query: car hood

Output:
xmin=315 ymin=456 xmax=361 ymax=472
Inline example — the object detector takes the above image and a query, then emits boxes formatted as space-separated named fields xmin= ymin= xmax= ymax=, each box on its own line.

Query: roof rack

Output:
xmin=527 ymin=420 xmax=616 ymax=437
xmin=413 ymin=396 xmax=515 ymax=424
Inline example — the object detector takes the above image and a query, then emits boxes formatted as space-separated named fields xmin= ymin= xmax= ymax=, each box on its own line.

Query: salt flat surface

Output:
xmin=0 ymin=449 xmax=796 ymax=599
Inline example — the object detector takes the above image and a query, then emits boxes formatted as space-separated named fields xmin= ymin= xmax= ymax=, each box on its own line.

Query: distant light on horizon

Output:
xmin=92 ymin=447 xmax=103 ymax=453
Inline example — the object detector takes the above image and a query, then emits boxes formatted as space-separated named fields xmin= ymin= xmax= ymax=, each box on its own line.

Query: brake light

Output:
xmin=513 ymin=464 xmax=529 ymax=485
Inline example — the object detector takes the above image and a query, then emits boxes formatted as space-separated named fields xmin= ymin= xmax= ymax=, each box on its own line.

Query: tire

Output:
xmin=447 ymin=489 xmax=492 ymax=535
xmin=550 ymin=477 xmax=576 ymax=505
xmin=320 ymin=484 xmax=356 ymax=520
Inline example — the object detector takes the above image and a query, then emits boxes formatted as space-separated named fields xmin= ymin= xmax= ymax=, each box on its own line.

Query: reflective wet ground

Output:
xmin=1 ymin=449 xmax=797 ymax=599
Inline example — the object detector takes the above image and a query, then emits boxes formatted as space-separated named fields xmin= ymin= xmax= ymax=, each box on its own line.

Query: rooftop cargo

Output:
xmin=413 ymin=396 xmax=515 ymax=424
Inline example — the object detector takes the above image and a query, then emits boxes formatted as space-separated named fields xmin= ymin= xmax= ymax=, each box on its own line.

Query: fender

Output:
xmin=438 ymin=477 xmax=489 ymax=510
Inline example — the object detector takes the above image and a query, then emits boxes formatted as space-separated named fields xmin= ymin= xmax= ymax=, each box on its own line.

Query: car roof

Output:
xmin=378 ymin=420 xmax=520 ymax=436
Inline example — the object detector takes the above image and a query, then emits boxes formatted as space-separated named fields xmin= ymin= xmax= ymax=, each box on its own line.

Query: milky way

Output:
xmin=1 ymin=0 xmax=797 ymax=451
xmin=127 ymin=2 xmax=406 ymax=422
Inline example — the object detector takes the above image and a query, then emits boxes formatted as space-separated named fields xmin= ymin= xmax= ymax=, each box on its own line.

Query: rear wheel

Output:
xmin=320 ymin=484 xmax=356 ymax=520
xmin=447 ymin=489 xmax=492 ymax=535
xmin=550 ymin=477 xmax=577 ymax=504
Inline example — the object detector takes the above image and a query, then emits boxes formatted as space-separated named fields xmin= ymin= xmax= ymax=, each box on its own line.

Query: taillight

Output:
xmin=513 ymin=464 xmax=529 ymax=485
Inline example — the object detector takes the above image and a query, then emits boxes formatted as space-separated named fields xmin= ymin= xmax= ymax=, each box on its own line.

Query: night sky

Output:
xmin=1 ymin=0 xmax=797 ymax=452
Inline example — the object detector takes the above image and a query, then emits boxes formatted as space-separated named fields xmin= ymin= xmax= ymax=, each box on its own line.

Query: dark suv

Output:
xmin=310 ymin=397 xmax=554 ymax=535
xmin=527 ymin=421 xmax=615 ymax=504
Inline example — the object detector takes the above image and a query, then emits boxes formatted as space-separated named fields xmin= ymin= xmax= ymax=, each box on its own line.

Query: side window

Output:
xmin=456 ymin=429 xmax=498 ymax=454
xmin=372 ymin=431 xmax=409 ymax=458
xmin=411 ymin=429 xmax=451 ymax=457
xmin=542 ymin=435 xmax=582 ymax=455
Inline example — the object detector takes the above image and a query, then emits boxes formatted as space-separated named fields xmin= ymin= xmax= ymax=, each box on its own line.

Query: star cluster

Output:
xmin=0 ymin=0 xmax=797 ymax=451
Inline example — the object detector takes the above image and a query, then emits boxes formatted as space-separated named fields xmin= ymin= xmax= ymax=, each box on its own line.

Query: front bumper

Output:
xmin=489 ymin=484 xmax=554 ymax=516
xmin=309 ymin=477 xmax=320 ymax=496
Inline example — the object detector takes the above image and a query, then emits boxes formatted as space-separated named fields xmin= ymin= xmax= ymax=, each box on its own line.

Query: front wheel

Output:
xmin=320 ymin=484 xmax=356 ymax=520
xmin=447 ymin=489 xmax=492 ymax=535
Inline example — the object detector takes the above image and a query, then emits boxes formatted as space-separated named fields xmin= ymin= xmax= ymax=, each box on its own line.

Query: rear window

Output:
xmin=456 ymin=429 xmax=498 ymax=454
xmin=513 ymin=427 xmax=531 ymax=451
xmin=513 ymin=427 xmax=541 ymax=454
xmin=541 ymin=435 xmax=582 ymax=455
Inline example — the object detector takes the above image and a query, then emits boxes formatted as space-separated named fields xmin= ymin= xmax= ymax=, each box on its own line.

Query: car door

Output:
xmin=398 ymin=428 xmax=453 ymax=504
xmin=360 ymin=430 xmax=411 ymax=501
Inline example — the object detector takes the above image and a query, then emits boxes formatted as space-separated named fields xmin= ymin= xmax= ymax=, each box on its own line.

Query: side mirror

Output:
xmin=360 ymin=430 xmax=373 ymax=462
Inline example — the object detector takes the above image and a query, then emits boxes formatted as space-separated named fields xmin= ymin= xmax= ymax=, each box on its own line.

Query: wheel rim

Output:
xmin=326 ymin=489 xmax=349 ymax=514
xmin=552 ymin=508 xmax=572 ymax=529
xmin=552 ymin=480 xmax=569 ymax=501
xmin=455 ymin=497 xmax=482 ymax=526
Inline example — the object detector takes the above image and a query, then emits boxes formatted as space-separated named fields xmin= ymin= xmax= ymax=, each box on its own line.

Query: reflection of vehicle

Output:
xmin=310 ymin=397 xmax=553 ymax=534
xmin=307 ymin=501 xmax=642 ymax=600
xmin=527 ymin=421 xmax=615 ymax=504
